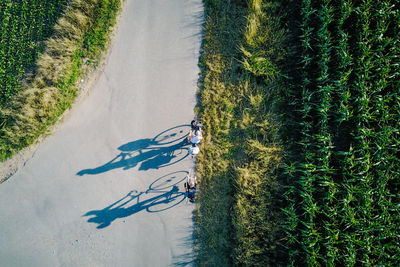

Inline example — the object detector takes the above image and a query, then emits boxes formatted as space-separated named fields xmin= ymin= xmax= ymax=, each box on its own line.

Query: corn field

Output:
xmin=281 ymin=0 xmax=400 ymax=265
xmin=0 ymin=0 xmax=69 ymax=106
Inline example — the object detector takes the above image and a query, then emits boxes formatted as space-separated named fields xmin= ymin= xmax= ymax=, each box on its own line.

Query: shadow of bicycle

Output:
xmin=77 ymin=125 xmax=190 ymax=176
xmin=83 ymin=171 xmax=188 ymax=229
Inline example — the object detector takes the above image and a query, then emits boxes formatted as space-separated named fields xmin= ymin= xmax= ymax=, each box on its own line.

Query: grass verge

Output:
xmin=194 ymin=0 xmax=289 ymax=265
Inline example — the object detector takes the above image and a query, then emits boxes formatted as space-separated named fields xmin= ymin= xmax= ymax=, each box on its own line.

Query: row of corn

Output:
xmin=281 ymin=0 xmax=399 ymax=265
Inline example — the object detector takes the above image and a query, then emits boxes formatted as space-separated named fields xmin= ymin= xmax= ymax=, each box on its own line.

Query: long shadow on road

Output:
xmin=83 ymin=171 xmax=188 ymax=229
xmin=77 ymin=125 xmax=190 ymax=175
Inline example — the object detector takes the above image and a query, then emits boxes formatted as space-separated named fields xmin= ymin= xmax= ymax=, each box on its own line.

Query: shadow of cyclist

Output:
xmin=77 ymin=139 xmax=187 ymax=175
xmin=84 ymin=185 xmax=183 ymax=229
xmin=77 ymin=125 xmax=189 ymax=176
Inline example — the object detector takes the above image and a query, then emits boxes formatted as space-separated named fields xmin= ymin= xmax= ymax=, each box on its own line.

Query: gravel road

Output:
xmin=0 ymin=0 xmax=203 ymax=266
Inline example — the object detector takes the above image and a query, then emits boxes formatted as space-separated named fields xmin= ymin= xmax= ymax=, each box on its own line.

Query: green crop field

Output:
xmin=196 ymin=0 xmax=400 ymax=265
xmin=0 ymin=0 xmax=69 ymax=106
xmin=281 ymin=0 xmax=400 ymax=265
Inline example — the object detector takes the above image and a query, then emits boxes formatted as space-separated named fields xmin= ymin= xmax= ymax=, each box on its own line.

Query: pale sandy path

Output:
xmin=0 ymin=0 xmax=203 ymax=266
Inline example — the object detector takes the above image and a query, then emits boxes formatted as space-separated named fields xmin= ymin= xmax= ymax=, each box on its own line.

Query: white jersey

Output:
xmin=190 ymin=136 xmax=201 ymax=144
xmin=189 ymin=146 xmax=200 ymax=155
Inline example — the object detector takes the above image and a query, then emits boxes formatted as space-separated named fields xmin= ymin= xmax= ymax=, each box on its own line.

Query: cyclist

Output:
xmin=184 ymin=174 xmax=197 ymax=202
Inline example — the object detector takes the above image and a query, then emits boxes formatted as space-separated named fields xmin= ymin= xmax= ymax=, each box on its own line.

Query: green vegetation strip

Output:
xmin=281 ymin=0 xmax=400 ymax=265
xmin=195 ymin=0 xmax=287 ymax=265
xmin=0 ymin=0 xmax=121 ymax=161
xmin=196 ymin=0 xmax=399 ymax=265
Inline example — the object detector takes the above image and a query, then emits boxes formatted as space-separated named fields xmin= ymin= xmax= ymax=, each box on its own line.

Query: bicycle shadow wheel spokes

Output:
xmin=157 ymin=148 xmax=189 ymax=168
xmin=146 ymin=192 xmax=186 ymax=212
xmin=149 ymin=171 xmax=188 ymax=191
xmin=152 ymin=125 xmax=189 ymax=145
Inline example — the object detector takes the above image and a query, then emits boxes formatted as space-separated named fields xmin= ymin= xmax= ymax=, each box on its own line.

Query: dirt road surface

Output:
xmin=0 ymin=0 xmax=203 ymax=266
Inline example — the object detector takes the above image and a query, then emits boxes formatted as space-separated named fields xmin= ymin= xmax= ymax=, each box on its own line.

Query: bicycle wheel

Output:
xmin=152 ymin=125 xmax=189 ymax=145
xmin=149 ymin=171 xmax=188 ymax=191
xmin=146 ymin=191 xmax=186 ymax=212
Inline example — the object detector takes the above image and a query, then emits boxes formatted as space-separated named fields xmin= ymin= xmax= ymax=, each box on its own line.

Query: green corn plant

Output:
xmin=364 ymin=1 xmax=400 ymax=262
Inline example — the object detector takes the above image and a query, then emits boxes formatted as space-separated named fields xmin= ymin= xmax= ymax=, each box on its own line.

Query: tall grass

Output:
xmin=195 ymin=2 xmax=245 ymax=265
xmin=195 ymin=0 xmax=288 ymax=265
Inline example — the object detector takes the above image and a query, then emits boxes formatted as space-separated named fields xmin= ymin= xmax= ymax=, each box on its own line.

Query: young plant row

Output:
xmin=341 ymin=0 xmax=400 ymax=263
xmin=281 ymin=0 xmax=400 ymax=265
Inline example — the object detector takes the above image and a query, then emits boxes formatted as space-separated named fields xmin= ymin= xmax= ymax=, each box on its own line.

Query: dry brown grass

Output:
xmin=195 ymin=0 xmax=289 ymax=265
